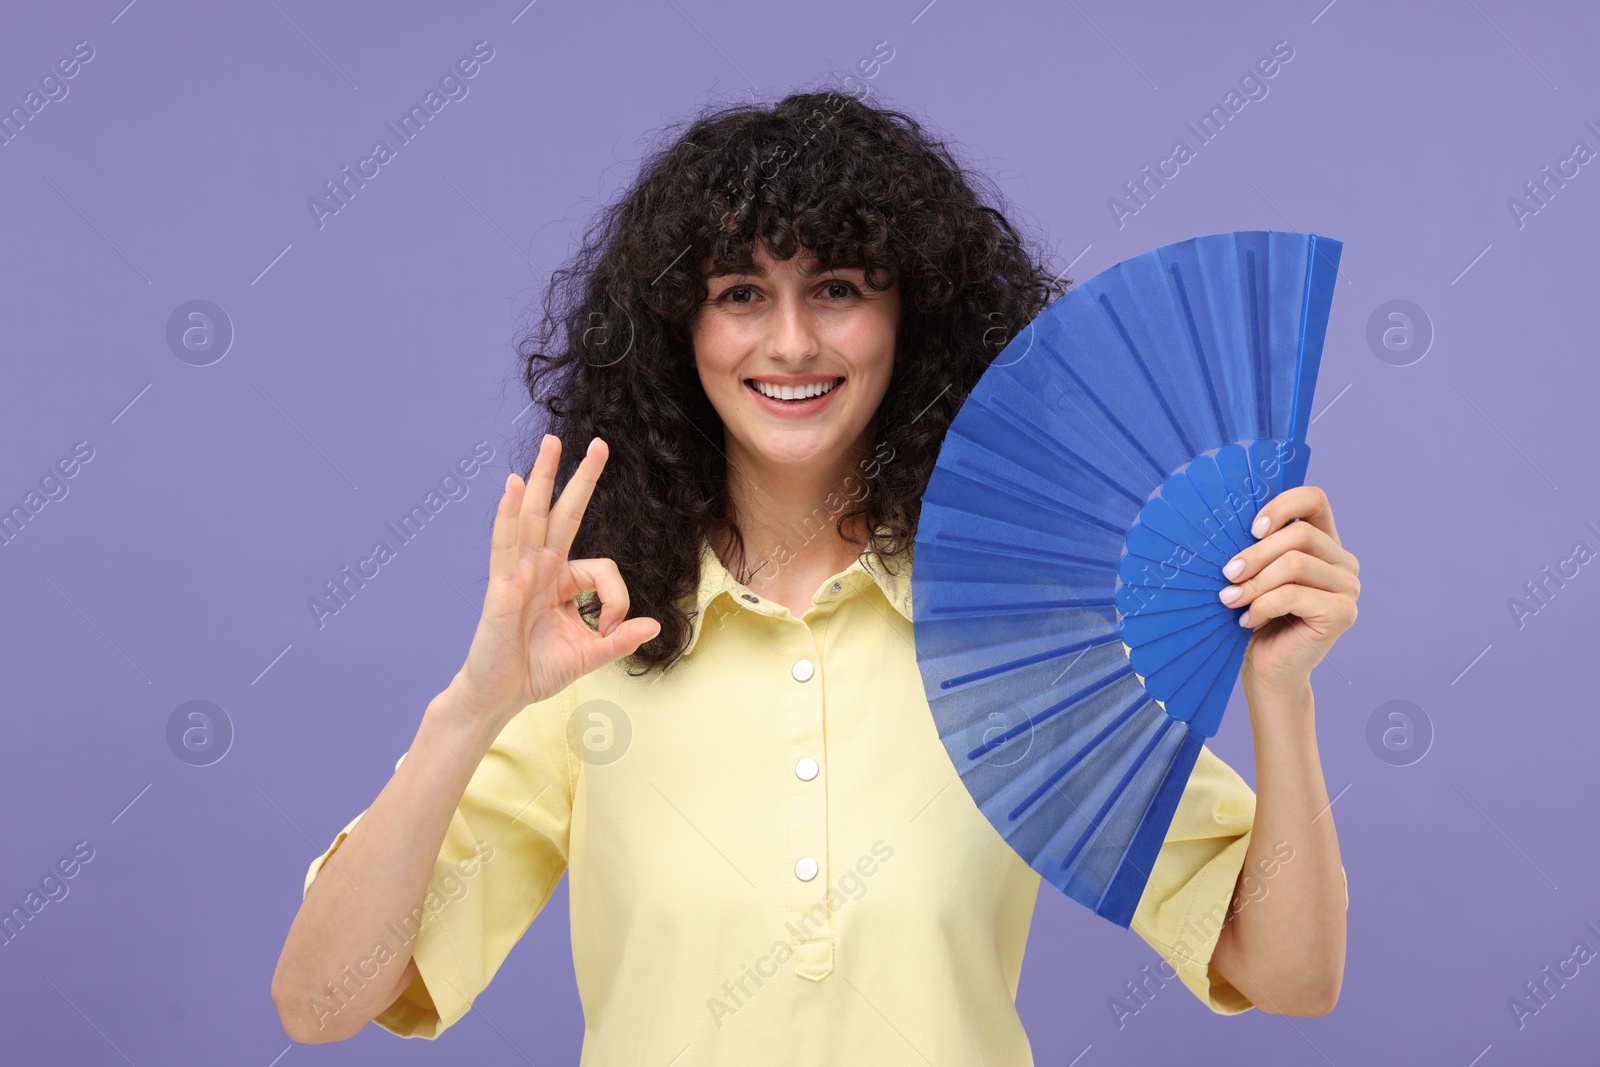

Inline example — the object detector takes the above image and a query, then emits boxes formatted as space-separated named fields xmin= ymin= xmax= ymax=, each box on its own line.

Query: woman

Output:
xmin=271 ymin=90 xmax=1353 ymax=1062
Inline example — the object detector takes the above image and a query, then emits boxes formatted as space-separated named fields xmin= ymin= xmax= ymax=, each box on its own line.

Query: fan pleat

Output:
xmin=1168 ymin=264 xmax=1230 ymax=441
xmin=1000 ymin=684 xmax=1148 ymax=814
xmin=1098 ymin=295 xmax=1198 ymax=457
xmin=937 ymin=530 xmax=1108 ymax=574
xmin=989 ymin=396 xmax=1147 ymax=508
xmin=949 ymin=455 xmax=1125 ymax=537
xmin=943 ymin=634 xmax=1125 ymax=694
xmin=1036 ymin=339 xmax=1168 ymax=481
xmin=1058 ymin=716 xmax=1174 ymax=872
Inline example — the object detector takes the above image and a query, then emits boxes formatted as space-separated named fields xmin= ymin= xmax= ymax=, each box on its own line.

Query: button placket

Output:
xmin=781 ymin=618 xmax=833 ymax=981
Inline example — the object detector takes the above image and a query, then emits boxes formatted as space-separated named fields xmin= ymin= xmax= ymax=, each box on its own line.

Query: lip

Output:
xmin=744 ymin=376 xmax=844 ymax=418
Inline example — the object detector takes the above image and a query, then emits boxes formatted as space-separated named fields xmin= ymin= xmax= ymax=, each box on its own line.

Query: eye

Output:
xmin=822 ymin=280 xmax=861 ymax=300
xmin=716 ymin=285 xmax=757 ymax=305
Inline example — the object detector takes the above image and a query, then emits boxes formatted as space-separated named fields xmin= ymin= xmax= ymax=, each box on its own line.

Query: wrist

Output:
xmin=425 ymin=677 xmax=523 ymax=751
xmin=1241 ymin=671 xmax=1315 ymax=729
xmin=1240 ymin=659 xmax=1312 ymax=702
xmin=1242 ymin=674 xmax=1312 ymax=701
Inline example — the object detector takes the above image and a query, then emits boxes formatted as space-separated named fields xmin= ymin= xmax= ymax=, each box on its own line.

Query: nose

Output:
xmin=766 ymin=290 xmax=823 ymax=364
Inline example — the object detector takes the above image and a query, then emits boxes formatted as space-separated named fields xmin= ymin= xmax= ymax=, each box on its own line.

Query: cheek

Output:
xmin=838 ymin=312 xmax=898 ymax=373
xmin=858 ymin=334 xmax=898 ymax=390
xmin=695 ymin=364 xmax=741 ymax=416
xmin=863 ymin=299 xmax=901 ymax=376
xmin=855 ymin=345 xmax=893 ymax=385
xmin=690 ymin=325 xmax=741 ymax=382
xmin=690 ymin=337 xmax=751 ymax=422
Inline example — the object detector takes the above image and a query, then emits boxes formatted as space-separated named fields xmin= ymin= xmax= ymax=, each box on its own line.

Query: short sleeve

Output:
xmin=1129 ymin=743 xmax=1257 ymax=1014
xmin=300 ymin=685 xmax=578 ymax=1039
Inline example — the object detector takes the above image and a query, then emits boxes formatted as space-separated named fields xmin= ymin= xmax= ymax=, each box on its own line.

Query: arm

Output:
xmin=271 ymin=685 xmax=515 ymax=1043
xmin=271 ymin=435 xmax=659 ymax=1042
xmin=1207 ymin=484 xmax=1358 ymax=1016
xmin=1209 ymin=677 xmax=1345 ymax=1015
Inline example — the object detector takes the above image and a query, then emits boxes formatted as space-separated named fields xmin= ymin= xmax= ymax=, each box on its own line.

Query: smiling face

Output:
xmin=690 ymin=243 xmax=901 ymax=481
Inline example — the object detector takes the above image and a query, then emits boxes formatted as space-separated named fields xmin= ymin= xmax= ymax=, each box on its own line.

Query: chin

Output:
xmin=746 ymin=437 xmax=839 ymax=468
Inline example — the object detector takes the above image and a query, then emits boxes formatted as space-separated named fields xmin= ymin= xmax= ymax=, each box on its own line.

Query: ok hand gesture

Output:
xmin=448 ymin=434 xmax=661 ymax=731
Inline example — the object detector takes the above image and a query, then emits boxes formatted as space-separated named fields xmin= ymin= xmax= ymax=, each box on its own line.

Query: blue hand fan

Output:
xmin=911 ymin=230 xmax=1341 ymax=927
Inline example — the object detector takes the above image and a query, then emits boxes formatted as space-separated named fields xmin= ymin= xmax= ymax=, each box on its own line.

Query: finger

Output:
xmin=1221 ymin=549 xmax=1359 ymax=610
xmin=545 ymin=437 xmax=607 ymax=558
xmin=489 ymin=472 xmax=525 ymax=590
xmin=1248 ymin=485 xmax=1341 ymax=547
xmin=520 ymin=434 xmax=562 ymax=568
xmin=594 ymin=616 xmax=663 ymax=662
xmin=567 ymin=558 xmax=632 ymax=637
xmin=1224 ymin=517 xmax=1352 ymax=584
xmin=1239 ymin=583 xmax=1358 ymax=633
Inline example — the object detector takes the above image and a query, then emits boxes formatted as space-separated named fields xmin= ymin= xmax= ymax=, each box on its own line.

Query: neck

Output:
xmin=715 ymin=430 xmax=877 ymax=589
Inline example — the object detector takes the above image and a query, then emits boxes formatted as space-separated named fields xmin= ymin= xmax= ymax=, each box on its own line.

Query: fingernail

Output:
xmin=588 ymin=437 xmax=599 ymax=455
xmin=1251 ymin=514 xmax=1269 ymax=538
xmin=1223 ymin=558 xmax=1244 ymax=580
xmin=1219 ymin=585 xmax=1241 ymax=605
xmin=1238 ymin=609 xmax=1252 ymax=626
xmin=605 ymin=620 xmax=618 ymax=636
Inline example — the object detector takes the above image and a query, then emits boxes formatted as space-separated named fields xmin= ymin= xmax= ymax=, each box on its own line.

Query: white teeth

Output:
xmin=752 ymin=378 xmax=839 ymax=401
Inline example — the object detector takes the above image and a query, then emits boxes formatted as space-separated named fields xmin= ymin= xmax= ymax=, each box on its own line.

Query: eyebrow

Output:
xmin=705 ymin=265 xmax=767 ymax=281
xmin=704 ymin=262 xmax=865 ymax=281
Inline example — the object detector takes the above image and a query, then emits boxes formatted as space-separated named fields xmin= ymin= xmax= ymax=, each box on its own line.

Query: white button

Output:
xmin=792 ymin=659 xmax=814 ymax=682
xmin=795 ymin=856 xmax=818 ymax=881
xmin=796 ymin=757 xmax=818 ymax=781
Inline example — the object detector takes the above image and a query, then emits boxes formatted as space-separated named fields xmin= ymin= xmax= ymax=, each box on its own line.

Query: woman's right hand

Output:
xmin=448 ymin=434 xmax=659 ymax=728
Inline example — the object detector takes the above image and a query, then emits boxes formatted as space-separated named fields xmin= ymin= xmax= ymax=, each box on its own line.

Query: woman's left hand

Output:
xmin=1219 ymin=485 xmax=1360 ymax=697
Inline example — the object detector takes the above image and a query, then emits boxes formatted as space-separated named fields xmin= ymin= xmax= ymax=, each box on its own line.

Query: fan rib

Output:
xmin=948 ymin=456 xmax=1125 ymax=536
xmin=1246 ymin=249 xmax=1269 ymax=433
xmin=1122 ymin=525 xmax=1227 ymax=580
xmin=990 ymin=397 xmax=1147 ymax=508
xmin=1285 ymin=235 xmax=1342 ymax=453
xmin=1098 ymin=294 xmax=1197 ymax=457
xmin=1002 ymin=691 xmax=1151 ymax=822
xmin=943 ymin=633 xmax=1123 ymax=693
xmin=1168 ymin=264 xmax=1230 ymax=442
xmin=928 ymin=596 xmax=1116 ymax=620
xmin=1128 ymin=611 xmax=1238 ymax=689
xmin=964 ymin=662 xmax=1135 ymax=759
xmin=1146 ymin=621 xmax=1238 ymax=714
xmin=1039 ymin=339 xmax=1166 ymax=480
xmin=931 ymin=530 xmax=1108 ymax=572
xmin=1056 ymin=716 xmax=1175 ymax=874
xmin=1098 ymin=728 xmax=1205 ymax=926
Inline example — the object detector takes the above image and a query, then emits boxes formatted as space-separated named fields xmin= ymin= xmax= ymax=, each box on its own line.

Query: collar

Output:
xmin=676 ymin=528 xmax=914 ymax=660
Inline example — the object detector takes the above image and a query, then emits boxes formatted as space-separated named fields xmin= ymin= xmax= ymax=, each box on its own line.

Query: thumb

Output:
xmin=599 ymin=616 xmax=661 ymax=659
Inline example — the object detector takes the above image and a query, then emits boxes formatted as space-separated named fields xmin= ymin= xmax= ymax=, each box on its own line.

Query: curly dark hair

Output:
xmin=511 ymin=86 xmax=1068 ymax=676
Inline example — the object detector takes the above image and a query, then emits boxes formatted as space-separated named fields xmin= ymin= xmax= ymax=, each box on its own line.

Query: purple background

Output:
xmin=2 ymin=0 xmax=1595 ymax=1063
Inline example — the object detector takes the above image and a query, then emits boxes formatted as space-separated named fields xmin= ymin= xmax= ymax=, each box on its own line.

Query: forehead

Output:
xmin=701 ymin=250 xmax=866 ymax=281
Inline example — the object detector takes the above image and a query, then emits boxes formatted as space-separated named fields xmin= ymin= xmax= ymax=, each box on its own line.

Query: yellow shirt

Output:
xmin=302 ymin=536 xmax=1305 ymax=1063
